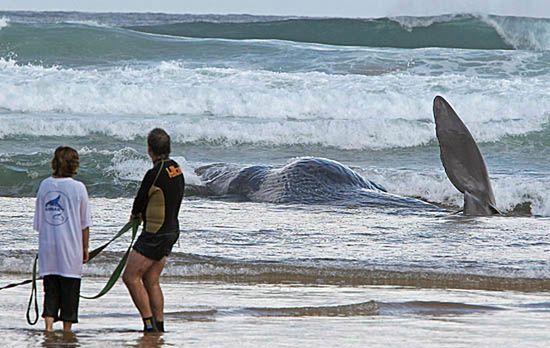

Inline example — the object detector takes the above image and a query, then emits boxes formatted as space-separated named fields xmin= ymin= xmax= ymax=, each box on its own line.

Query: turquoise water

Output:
xmin=0 ymin=11 xmax=549 ymax=347
xmin=0 ymin=12 xmax=549 ymax=215
xmin=1 ymin=198 xmax=549 ymax=347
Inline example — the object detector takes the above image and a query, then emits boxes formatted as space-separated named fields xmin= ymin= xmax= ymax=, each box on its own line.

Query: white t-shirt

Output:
xmin=34 ymin=177 xmax=92 ymax=278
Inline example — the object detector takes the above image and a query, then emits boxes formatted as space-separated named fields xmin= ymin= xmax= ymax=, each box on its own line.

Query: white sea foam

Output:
xmin=0 ymin=17 xmax=8 ymax=30
xmin=0 ymin=116 xmax=440 ymax=149
xmin=0 ymin=59 xmax=548 ymax=149
xmin=390 ymin=14 xmax=463 ymax=31
xmin=391 ymin=14 xmax=550 ymax=50
xmin=104 ymin=147 xmax=150 ymax=181
xmin=64 ymin=20 xmax=110 ymax=28
xmin=364 ymin=168 xmax=550 ymax=216
xmin=481 ymin=15 xmax=550 ymax=50
xmin=104 ymin=147 xmax=201 ymax=185
xmin=491 ymin=176 xmax=550 ymax=216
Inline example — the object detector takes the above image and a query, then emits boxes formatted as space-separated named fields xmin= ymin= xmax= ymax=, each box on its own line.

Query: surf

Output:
xmin=2 ymin=12 xmax=550 ymax=53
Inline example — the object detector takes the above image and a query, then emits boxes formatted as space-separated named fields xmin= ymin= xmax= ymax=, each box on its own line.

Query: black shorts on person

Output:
xmin=133 ymin=231 xmax=179 ymax=261
xmin=42 ymin=275 xmax=81 ymax=323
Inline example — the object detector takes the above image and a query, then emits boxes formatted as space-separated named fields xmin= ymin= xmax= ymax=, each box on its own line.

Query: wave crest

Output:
xmin=2 ymin=250 xmax=549 ymax=291
xmin=392 ymin=14 xmax=550 ymax=50
xmin=2 ymin=13 xmax=550 ymax=50
xmin=0 ymin=59 xmax=548 ymax=149
xmin=0 ymin=17 xmax=8 ymax=30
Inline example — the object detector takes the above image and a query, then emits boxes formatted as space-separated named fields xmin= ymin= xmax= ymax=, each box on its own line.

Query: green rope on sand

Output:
xmin=80 ymin=221 xmax=139 ymax=299
xmin=23 ymin=220 xmax=140 ymax=325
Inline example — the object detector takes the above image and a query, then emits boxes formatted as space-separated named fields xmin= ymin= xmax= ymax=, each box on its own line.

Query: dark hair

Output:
xmin=147 ymin=128 xmax=171 ymax=158
xmin=51 ymin=146 xmax=79 ymax=177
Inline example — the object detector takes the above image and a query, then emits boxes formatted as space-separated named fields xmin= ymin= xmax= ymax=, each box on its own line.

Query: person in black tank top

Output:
xmin=122 ymin=128 xmax=184 ymax=333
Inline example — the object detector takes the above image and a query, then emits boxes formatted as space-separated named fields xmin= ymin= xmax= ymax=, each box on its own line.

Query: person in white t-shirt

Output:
xmin=34 ymin=146 xmax=91 ymax=333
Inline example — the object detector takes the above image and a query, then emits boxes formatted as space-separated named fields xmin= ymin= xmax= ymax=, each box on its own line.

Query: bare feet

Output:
xmin=44 ymin=316 xmax=54 ymax=332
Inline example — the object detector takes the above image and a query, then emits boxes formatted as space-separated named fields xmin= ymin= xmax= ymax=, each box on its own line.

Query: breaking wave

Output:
xmin=1 ymin=250 xmax=549 ymax=291
xmin=0 ymin=58 xmax=548 ymax=149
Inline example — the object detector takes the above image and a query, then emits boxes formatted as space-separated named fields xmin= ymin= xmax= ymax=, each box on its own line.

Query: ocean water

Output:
xmin=0 ymin=11 xmax=549 ymax=347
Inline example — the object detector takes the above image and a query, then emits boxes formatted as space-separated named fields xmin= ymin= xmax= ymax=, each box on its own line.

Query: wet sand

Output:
xmin=1 ymin=274 xmax=550 ymax=347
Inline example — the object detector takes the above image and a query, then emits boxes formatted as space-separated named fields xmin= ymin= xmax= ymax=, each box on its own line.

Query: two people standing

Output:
xmin=33 ymin=128 xmax=184 ymax=333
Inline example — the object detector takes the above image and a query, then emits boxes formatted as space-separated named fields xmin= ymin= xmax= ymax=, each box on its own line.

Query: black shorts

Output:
xmin=133 ymin=231 xmax=179 ymax=261
xmin=42 ymin=275 xmax=81 ymax=323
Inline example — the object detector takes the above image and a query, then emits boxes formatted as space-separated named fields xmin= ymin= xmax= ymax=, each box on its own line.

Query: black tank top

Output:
xmin=132 ymin=159 xmax=185 ymax=234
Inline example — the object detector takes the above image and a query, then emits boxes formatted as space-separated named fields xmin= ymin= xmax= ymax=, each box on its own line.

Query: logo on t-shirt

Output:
xmin=44 ymin=191 xmax=69 ymax=226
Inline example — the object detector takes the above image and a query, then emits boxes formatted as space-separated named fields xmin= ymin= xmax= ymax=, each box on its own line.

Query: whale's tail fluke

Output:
xmin=433 ymin=96 xmax=500 ymax=216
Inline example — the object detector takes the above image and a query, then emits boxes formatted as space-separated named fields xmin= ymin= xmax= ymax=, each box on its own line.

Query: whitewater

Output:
xmin=0 ymin=11 xmax=549 ymax=348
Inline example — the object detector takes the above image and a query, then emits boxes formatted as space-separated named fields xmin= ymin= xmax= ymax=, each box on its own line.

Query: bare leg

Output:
xmin=44 ymin=316 xmax=54 ymax=332
xmin=62 ymin=321 xmax=73 ymax=332
xmin=122 ymin=251 xmax=155 ymax=318
xmin=143 ymin=257 xmax=167 ymax=321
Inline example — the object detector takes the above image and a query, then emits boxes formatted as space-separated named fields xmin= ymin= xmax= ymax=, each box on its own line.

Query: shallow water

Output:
xmin=1 ymin=277 xmax=550 ymax=347
xmin=1 ymin=198 xmax=549 ymax=284
xmin=1 ymin=198 xmax=549 ymax=347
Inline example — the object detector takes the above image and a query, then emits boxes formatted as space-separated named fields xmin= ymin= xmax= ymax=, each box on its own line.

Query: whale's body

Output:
xmin=189 ymin=96 xmax=498 ymax=216
xmin=194 ymin=157 xmax=439 ymax=210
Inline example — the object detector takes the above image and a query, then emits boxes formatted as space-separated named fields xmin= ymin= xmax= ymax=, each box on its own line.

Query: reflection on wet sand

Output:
xmin=133 ymin=333 xmax=165 ymax=348
xmin=41 ymin=331 xmax=78 ymax=347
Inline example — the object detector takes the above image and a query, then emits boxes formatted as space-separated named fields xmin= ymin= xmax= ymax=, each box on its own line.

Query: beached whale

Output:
xmin=192 ymin=157 xmax=438 ymax=210
xmin=188 ymin=96 xmax=498 ymax=216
